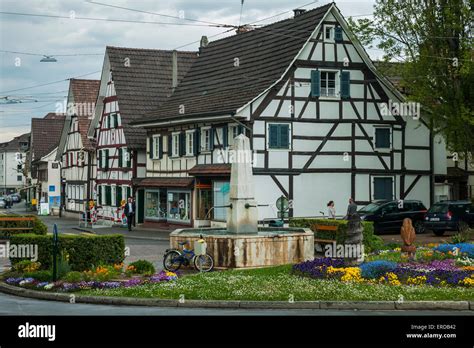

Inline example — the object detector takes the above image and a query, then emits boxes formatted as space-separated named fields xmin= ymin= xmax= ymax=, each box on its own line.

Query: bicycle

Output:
xmin=163 ymin=239 xmax=214 ymax=272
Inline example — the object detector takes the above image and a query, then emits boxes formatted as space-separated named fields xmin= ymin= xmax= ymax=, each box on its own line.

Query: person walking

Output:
xmin=327 ymin=200 xmax=336 ymax=219
xmin=344 ymin=197 xmax=358 ymax=220
xmin=123 ymin=197 xmax=136 ymax=232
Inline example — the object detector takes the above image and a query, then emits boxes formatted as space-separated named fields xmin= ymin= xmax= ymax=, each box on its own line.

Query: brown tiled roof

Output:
xmin=106 ymin=46 xmax=198 ymax=149
xmin=135 ymin=177 xmax=194 ymax=188
xmin=188 ymin=164 xmax=231 ymax=176
xmin=69 ymin=79 xmax=100 ymax=150
xmin=43 ymin=112 xmax=66 ymax=119
xmin=134 ymin=3 xmax=331 ymax=124
xmin=31 ymin=116 xmax=66 ymax=161
xmin=0 ymin=132 xmax=30 ymax=152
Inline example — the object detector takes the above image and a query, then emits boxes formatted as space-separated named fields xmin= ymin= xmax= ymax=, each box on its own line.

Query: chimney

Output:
xmin=199 ymin=35 xmax=209 ymax=55
xmin=172 ymin=50 xmax=178 ymax=92
xmin=293 ymin=9 xmax=306 ymax=17
xmin=236 ymin=24 xmax=254 ymax=34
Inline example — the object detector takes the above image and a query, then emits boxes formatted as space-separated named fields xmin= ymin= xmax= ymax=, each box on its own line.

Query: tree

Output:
xmin=348 ymin=0 xmax=473 ymax=157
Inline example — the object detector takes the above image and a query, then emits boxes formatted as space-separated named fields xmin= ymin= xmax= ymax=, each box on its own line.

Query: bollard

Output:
xmin=52 ymin=224 xmax=59 ymax=281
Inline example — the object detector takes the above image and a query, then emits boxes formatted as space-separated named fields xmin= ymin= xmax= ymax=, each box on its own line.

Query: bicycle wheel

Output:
xmin=163 ymin=250 xmax=182 ymax=272
xmin=193 ymin=253 xmax=214 ymax=272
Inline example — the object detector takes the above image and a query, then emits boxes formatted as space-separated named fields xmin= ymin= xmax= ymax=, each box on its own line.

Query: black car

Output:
xmin=423 ymin=200 xmax=474 ymax=236
xmin=358 ymin=200 xmax=428 ymax=234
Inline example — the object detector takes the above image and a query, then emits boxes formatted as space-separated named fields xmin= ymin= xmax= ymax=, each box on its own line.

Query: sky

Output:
xmin=0 ymin=0 xmax=377 ymax=143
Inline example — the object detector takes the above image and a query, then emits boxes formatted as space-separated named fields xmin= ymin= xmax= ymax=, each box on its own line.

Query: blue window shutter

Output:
xmin=280 ymin=124 xmax=290 ymax=149
xmin=311 ymin=70 xmax=320 ymax=97
xmin=158 ymin=137 xmax=163 ymax=159
xmin=167 ymin=135 xmax=172 ymax=156
xmin=340 ymin=71 xmax=350 ymax=99
xmin=179 ymin=132 xmax=185 ymax=156
xmin=105 ymin=186 xmax=111 ymax=206
xmin=118 ymin=148 xmax=123 ymax=167
xmin=269 ymin=124 xmax=278 ymax=148
xmin=385 ymin=178 xmax=393 ymax=200
xmin=334 ymin=26 xmax=343 ymax=42
xmin=209 ymin=128 xmax=214 ymax=150
xmin=223 ymin=125 xmax=228 ymax=147
xmin=149 ymin=137 xmax=154 ymax=159
xmin=194 ymin=129 xmax=200 ymax=155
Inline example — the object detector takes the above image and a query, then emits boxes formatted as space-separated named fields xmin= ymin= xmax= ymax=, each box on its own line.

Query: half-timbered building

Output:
xmin=87 ymin=46 xmax=197 ymax=224
xmin=132 ymin=3 xmax=446 ymax=227
xmin=56 ymin=79 xmax=100 ymax=217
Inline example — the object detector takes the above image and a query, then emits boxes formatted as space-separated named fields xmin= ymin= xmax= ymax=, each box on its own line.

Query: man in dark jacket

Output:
xmin=123 ymin=197 xmax=136 ymax=231
xmin=345 ymin=197 xmax=358 ymax=220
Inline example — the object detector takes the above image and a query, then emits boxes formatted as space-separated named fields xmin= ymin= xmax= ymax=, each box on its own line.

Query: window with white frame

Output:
xmin=152 ymin=135 xmax=160 ymax=159
xmin=201 ymin=128 xmax=211 ymax=152
xmin=228 ymin=125 xmax=238 ymax=146
xmin=101 ymin=185 xmax=106 ymax=205
xmin=320 ymin=71 xmax=337 ymax=97
xmin=267 ymin=123 xmax=291 ymax=150
xmin=103 ymin=115 xmax=109 ymax=128
xmin=172 ymin=133 xmax=180 ymax=157
xmin=186 ymin=131 xmax=194 ymax=156
xmin=374 ymin=127 xmax=392 ymax=149
xmin=324 ymin=24 xmax=335 ymax=42
xmin=111 ymin=185 xmax=116 ymax=207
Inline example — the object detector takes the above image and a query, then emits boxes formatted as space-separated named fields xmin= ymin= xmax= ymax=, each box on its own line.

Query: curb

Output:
xmin=0 ymin=282 xmax=472 ymax=311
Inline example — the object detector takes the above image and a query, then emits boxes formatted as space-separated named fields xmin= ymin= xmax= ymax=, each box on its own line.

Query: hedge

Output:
xmin=0 ymin=215 xmax=47 ymax=237
xmin=9 ymin=234 xmax=125 ymax=271
xmin=289 ymin=218 xmax=383 ymax=253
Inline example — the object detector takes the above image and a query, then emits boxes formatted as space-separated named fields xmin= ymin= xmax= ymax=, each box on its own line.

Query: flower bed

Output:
xmin=5 ymin=270 xmax=178 ymax=292
xmin=294 ymin=243 xmax=474 ymax=287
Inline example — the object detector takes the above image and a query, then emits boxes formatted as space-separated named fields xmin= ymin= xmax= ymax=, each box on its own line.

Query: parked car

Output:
xmin=423 ymin=200 xmax=474 ymax=236
xmin=0 ymin=197 xmax=6 ymax=209
xmin=10 ymin=194 xmax=20 ymax=203
xmin=358 ymin=200 xmax=428 ymax=234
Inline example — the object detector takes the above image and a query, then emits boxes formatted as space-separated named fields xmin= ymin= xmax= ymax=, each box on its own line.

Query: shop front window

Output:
xmin=167 ymin=191 xmax=191 ymax=222
xmin=145 ymin=190 xmax=167 ymax=219
xmin=197 ymin=189 xmax=213 ymax=219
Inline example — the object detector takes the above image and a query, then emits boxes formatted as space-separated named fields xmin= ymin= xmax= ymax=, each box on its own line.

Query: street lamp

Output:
xmin=40 ymin=56 xmax=57 ymax=62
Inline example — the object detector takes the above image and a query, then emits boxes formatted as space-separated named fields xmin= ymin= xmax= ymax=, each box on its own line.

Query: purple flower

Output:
xmin=124 ymin=278 xmax=142 ymax=287
xmin=292 ymin=258 xmax=345 ymax=279
xmin=5 ymin=277 xmax=23 ymax=285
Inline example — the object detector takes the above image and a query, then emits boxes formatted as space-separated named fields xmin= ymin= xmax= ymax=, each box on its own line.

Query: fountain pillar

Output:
xmin=226 ymin=134 xmax=258 ymax=234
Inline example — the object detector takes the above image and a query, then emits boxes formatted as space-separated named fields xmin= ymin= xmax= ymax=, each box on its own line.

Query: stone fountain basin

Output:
xmin=170 ymin=227 xmax=314 ymax=269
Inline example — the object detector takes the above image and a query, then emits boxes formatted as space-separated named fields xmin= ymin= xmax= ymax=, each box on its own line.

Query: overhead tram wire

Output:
xmin=0 ymin=70 xmax=101 ymax=94
xmin=0 ymin=11 xmax=230 ymax=28
xmin=86 ymin=1 xmax=235 ymax=28
xmin=0 ymin=50 xmax=103 ymax=57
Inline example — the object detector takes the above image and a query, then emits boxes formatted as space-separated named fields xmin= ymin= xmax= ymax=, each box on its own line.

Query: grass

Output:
xmin=80 ymin=265 xmax=474 ymax=301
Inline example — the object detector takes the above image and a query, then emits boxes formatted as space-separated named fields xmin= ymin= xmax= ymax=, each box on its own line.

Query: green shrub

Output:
xmin=127 ymin=260 xmax=155 ymax=275
xmin=9 ymin=234 xmax=125 ymax=271
xmin=24 ymin=270 xmax=52 ymax=281
xmin=63 ymin=271 xmax=83 ymax=282
xmin=0 ymin=215 xmax=47 ymax=237
xmin=289 ymin=218 xmax=383 ymax=253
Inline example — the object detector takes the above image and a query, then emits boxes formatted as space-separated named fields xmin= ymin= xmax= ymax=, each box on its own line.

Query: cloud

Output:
xmin=0 ymin=0 xmax=376 ymax=140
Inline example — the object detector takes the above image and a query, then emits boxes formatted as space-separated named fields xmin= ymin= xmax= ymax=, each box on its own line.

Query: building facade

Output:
xmin=0 ymin=133 xmax=29 ymax=196
xmin=133 ymin=3 xmax=446 ymax=228
xmin=87 ymin=46 xmax=197 ymax=224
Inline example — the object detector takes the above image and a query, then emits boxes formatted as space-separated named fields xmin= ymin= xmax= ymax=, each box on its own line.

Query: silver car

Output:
xmin=0 ymin=197 xmax=6 ymax=209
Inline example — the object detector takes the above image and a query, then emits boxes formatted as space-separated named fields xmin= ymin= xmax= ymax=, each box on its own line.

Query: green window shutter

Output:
xmin=98 ymin=150 xmax=102 ymax=168
xmin=158 ymin=137 xmax=163 ymax=159
xmin=105 ymin=186 xmax=111 ymax=206
xmin=127 ymin=186 xmax=131 ymax=200
xmin=269 ymin=124 xmax=278 ymax=148
xmin=111 ymin=114 xmax=115 ymax=128
xmin=104 ymin=149 xmax=109 ymax=170
xmin=334 ymin=26 xmax=343 ymax=42
xmin=340 ymin=71 xmax=350 ymax=99
xmin=126 ymin=149 xmax=131 ymax=167
xmin=311 ymin=70 xmax=320 ymax=97
xmin=167 ymin=135 xmax=172 ymax=156
xmin=118 ymin=148 xmax=123 ymax=167
xmin=116 ymin=186 xmax=122 ymax=207
xmin=237 ymin=125 xmax=244 ymax=136
xmin=194 ymin=129 xmax=200 ymax=156
xmin=179 ymin=132 xmax=185 ymax=156
xmin=375 ymin=128 xmax=391 ymax=148
xmin=209 ymin=128 xmax=215 ymax=150
xmin=149 ymin=137 xmax=154 ymax=159
xmin=280 ymin=124 xmax=290 ymax=149
xmin=222 ymin=125 xmax=228 ymax=147
xmin=97 ymin=185 xmax=101 ymax=204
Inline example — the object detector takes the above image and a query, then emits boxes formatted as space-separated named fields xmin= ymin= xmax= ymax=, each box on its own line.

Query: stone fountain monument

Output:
xmin=169 ymin=134 xmax=314 ymax=268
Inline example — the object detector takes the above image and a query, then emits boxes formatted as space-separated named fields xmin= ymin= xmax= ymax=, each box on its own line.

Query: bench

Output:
xmin=312 ymin=224 xmax=339 ymax=244
xmin=0 ymin=217 xmax=35 ymax=238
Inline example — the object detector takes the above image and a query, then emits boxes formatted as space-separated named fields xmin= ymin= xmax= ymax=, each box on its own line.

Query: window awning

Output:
xmin=135 ymin=177 xmax=194 ymax=188
xmin=188 ymin=164 xmax=231 ymax=177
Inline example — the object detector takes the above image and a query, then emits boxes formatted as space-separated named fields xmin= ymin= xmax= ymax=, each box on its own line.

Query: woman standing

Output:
xmin=327 ymin=201 xmax=336 ymax=219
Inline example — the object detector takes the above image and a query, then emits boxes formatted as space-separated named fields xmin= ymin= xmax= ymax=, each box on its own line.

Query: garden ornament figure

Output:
xmin=400 ymin=218 xmax=416 ymax=261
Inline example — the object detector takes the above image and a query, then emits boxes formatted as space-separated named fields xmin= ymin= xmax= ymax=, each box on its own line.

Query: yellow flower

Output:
xmin=340 ymin=267 xmax=362 ymax=283
xmin=380 ymin=272 xmax=401 ymax=286
xmin=406 ymin=276 xmax=427 ymax=286
xmin=460 ymin=275 xmax=474 ymax=287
